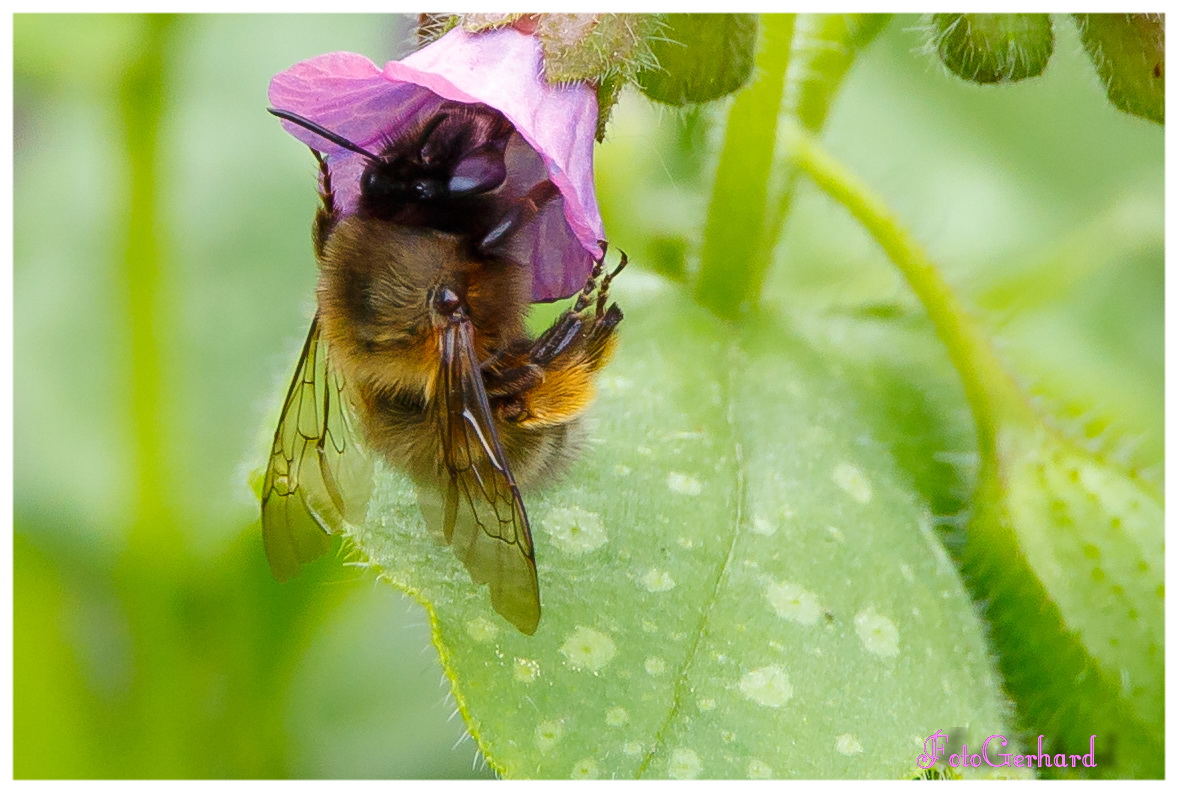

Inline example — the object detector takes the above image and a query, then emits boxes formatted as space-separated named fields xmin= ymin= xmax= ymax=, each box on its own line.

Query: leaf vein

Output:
xmin=636 ymin=348 xmax=748 ymax=777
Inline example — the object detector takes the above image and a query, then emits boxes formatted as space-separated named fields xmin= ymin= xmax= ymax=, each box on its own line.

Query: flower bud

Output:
xmin=1075 ymin=13 xmax=1164 ymax=124
xmin=927 ymin=13 xmax=1054 ymax=84
xmin=637 ymin=14 xmax=759 ymax=105
xmin=966 ymin=425 xmax=1162 ymax=777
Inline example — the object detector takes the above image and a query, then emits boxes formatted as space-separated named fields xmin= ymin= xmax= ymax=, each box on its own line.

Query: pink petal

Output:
xmin=269 ymin=27 xmax=604 ymax=302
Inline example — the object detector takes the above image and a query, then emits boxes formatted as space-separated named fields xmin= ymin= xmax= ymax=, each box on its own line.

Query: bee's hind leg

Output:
xmin=594 ymin=250 xmax=628 ymax=318
xmin=489 ymin=254 xmax=626 ymax=428
xmin=527 ymin=245 xmax=626 ymax=368
xmin=495 ymin=316 xmax=622 ymax=427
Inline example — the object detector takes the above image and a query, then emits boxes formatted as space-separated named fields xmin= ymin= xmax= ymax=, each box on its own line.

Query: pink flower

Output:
xmin=269 ymin=25 xmax=604 ymax=302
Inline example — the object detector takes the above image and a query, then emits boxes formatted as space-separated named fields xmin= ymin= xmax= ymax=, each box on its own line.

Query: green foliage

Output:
xmin=1075 ymin=14 xmax=1165 ymax=124
xmin=926 ymin=14 xmax=1054 ymax=84
xmin=14 ymin=14 xmax=488 ymax=779
xmin=349 ymin=274 xmax=1014 ymax=778
xmin=786 ymin=118 xmax=1163 ymax=779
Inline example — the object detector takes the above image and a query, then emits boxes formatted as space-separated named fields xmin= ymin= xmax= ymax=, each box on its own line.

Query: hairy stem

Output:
xmin=784 ymin=122 xmax=1033 ymax=450
xmin=694 ymin=14 xmax=794 ymax=320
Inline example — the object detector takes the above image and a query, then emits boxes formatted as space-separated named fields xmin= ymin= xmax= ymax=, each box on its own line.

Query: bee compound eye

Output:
xmin=361 ymin=168 xmax=392 ymax=202
xmin=361 ymin=168 xmax=379 ymax=193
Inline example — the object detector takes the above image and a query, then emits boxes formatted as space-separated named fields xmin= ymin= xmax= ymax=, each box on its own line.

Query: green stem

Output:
xmin=788 ymin=14 xmax=892 ymax=133
xmin=766 ymin=14 xmax=891 ymax=250
xmin=784 ymin=122 xmax=1032 ymax=452
xmin=114 ymin=14 xmax=194 ymax=777
xmin=694 ymin=14 xmax=794 ymax=320
xmin=120 ymin=14 xmax=178 ymax=556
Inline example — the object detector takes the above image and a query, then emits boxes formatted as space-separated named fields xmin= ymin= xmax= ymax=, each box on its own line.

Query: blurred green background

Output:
xmin=14 ymin=14 xmax=1161 ymax=778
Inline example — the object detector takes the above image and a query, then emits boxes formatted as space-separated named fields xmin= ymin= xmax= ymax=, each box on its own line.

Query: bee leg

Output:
xmin=527 ymin=245 xmax=624 ymax=366
xmin=530 ymin=311 xmax=587 ymax=366
xmin=498 ymin=326 xmax=622 ymax=427
xmin=484 ymin=363 xmax=544 ymax=399
xmin=491 ymin=244 xmax=625 ymax=427
xmin=496 ymin=312 xmax=624 ymax=431
xmin=311 ymin=148 xmax=338 ymax=260
xmin=569 ymin=253 xmax=606 ymax=315
xmin=583 ymin=303 xmax=624 ymax=372
xmin=476 ymin=180 xmax=559 ymax=254
xmin=595 ymin=250 xmax=628 ymax=318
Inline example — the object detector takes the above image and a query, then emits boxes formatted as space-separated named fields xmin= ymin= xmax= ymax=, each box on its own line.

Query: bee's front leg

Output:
xmin=311 ymin=149 xmax=338 ymax=261
xmin=476 ymin=180 xmax=559 ymax=254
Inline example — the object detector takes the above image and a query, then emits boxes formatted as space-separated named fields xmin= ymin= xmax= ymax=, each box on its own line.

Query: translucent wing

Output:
xmin=261 ymin=315 xmax=373 ymax=580
xmin=420 ymin=316 xmax=541 ymax=634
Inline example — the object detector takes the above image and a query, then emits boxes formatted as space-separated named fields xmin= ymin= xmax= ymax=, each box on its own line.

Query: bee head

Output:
xmin=268 ymin=106 xmax=512 ymax=227
xmin=360 ymin=110 xmax=511 ymax=221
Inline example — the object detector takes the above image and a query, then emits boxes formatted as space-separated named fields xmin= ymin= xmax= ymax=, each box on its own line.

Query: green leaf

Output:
xmin=345 ymin=273 xmax=1015 ymax=779
xmin=1075 ymin=13 xmax=1165 ymax=124
xmin=926 ymin=14 xmax=1054 ymax=84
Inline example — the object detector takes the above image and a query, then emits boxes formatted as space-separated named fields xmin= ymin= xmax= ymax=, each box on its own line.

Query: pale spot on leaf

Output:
xmin=854 ymin=609 xmax=900 ymax=657
xmin=599 ymin=374 xmax=632 ymax=393
xmin=535 ymin=720 xmax=563 ymax=752
xmin=832 ymin=461 xmax=873 ymax=503
xmin=513 ymin=657 xmax=540 ymax=684
xmin=697 ymin=697 xmax=716 ymax=711
xmin=836 ymin=733 xmax=863 ymax=755
xmin=667 ymin=471 xmax=703 ymax=496
xmin=465 ymin=617 xmax=498 ymax=642
xmin=642 ymin=569 xmax=676 ymax=592
xmin=570 ymin=758 xmax=599 ymax=779
xmin=766 ymin=580 xmax=822 ymax=625
xmin=605 ymin=707 xmax=629 ymax=727
xmin=747 ymin=759 xmax=773 ymax=779
xmin=623 ymin=741 xmax=644 ymax=756
xmin=739 ymin=665 xmax=793 ymax=707
xmin=668 ymin=747 xmax=702 ymax=779
xmin=645 ymin=656 xmax=667 ymax=675
xmin=752 ymin=515 xmax=777 ymax=536
xmin=560 ymin=626 xmax=617 ymax=672
xmin=543 ymin=506 xmax=607 ymax=554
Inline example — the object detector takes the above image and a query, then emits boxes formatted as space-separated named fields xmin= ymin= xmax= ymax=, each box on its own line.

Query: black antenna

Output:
xmin=267 ymin=108 xmax=381 ymax=161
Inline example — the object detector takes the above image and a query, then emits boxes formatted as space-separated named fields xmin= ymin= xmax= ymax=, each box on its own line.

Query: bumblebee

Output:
xmin=262 ymin=101 xmax=624 ymax=634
